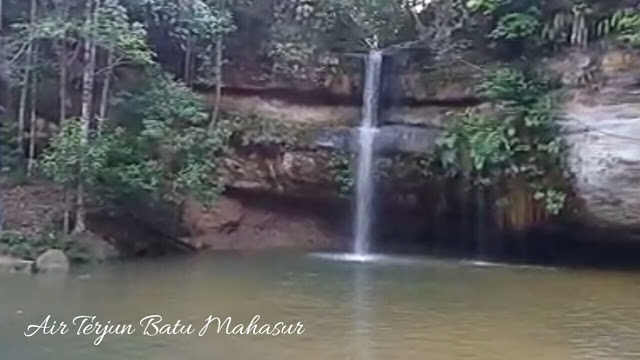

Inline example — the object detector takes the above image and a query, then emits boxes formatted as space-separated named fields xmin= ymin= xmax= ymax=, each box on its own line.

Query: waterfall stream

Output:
xmin=353 ymin=50 xmax=383 ymax=256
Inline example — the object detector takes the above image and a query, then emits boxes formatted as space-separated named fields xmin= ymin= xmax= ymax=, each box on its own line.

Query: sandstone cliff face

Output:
xmin=179 ymin=194 xmax=342 ymax=251
xmin=561 ymin=49 xmax=640 ymax=230
xmin=211 ymin=46 xmax=640 ymax=238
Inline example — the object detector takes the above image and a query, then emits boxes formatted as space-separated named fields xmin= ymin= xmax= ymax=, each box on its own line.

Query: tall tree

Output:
xmin=56 ymin=0 xmax=71 ymax=232
xmin=27 ymin=38 xmax=37 ymax=176
xmin=75 ymin=0 xmax=99 ymax=234
xmin=95 ymin=0 xmax=152 ymax=135
xmin=208 ymin=0 xmax=225 ymax=128
xmin=0 ymin=0 xmax=4 ymax=232
xmin=17 ymin=0 xmax=38 ymax=164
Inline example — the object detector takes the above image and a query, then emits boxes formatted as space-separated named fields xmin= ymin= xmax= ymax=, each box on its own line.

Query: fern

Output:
xmin=489 ymin=12 xmax=540 ymax=40
xmin=595 ymin=8 xmax=640 ymax=46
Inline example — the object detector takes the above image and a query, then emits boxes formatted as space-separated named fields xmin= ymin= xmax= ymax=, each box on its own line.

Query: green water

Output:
xmin=1 ymin=254 xmax=640 ymax=359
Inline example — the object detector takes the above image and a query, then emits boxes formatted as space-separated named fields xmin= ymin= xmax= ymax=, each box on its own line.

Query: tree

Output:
xmin=0 ymin=0 xmax=4 ymax=232
xmin=16 ymin=0 xmax=38 ymax=168
xmin=208 ymin=0 xmax=227 ymax=127
xmin=94 ymin=0 xmax=152 ymax=135
xmin=140 ymin=0 xmax=233 ymax=84
xmin=75 ymin=0 xmax=99 ymax=234
xmin=27 ymin=28 xmax=37 ymax=176
xmin=106 ymin=69 xmax=229 ymax=205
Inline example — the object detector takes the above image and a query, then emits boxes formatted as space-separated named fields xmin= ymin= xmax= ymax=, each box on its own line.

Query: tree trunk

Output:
xmin=17 ymin=0 xmax=37 ymax=162
xmin=27 ymin=41 xmax=37 ymax=176
xmin=56 ymin=2 xmax=71 ymax=233
xmin=58 ymin=40 xmax=70 ymax=233
xmin=17 ymin=69 xmax=28 ymax=159
xmin=98 ymin=49 xmax=114 ymax=136
xmin=208 ymin=0 xmax=226 ymax=130
xmin=62 ymin=187 xmax=70 ymax=233
xmin=55 ymin=0 xmax=70 ymax=126
xmin=0 ymin=0 xmax=4 ymax=231
xmin=74 ymin=0 xmax=99 ymax=234
xmin=58 ymin=47 xmax=67 ymax=123
xmin=209 ymin=30 xmax=224 ymax=130
xmin=184 ymin=35 xmax=193 ymax=85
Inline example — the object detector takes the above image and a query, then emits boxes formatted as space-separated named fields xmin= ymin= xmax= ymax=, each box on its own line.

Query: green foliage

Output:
xmin=222 ymin=112 xmax=317 ymax=148
xmin=329 ymin=0 xmax=411 ymax=49
xmin=142 ymin=0 xmax=234 ymax=42
xmin=489 ymin=12 xmax=540 ymax=40
xmin=466 ymin=0 xmax=506 ymax=15
xmin=604 ymin=8 xmax=640 ymax=46
xmin=41 ymin=69 xmax=229 ymax=207
xmin=266 ymin=0 xmax=336 ymax=80
xmin=437 ymin=111 xmax=510 ymax=180
xmin=40 ymin=120 xmax=115 ymax=188
xmin=478 ymin=67 xmax=537 ymax=103
xmin=10 ymin=14 xmax=79 ymax=42
xmin=464 ymin=0 xmax=548 ymax=53
xmin=436 ymin=68 xmax=566 ymax=215
xmin=533 ymin=187 xmax=566 ymax=216
xmin=0 ymin=118 xmax=23 ymax=173
xmin=108 ymin=69 xmax=229 ymax=205
xmin=95 ymin=0 xmax=154 ymax=64
xmin=266 ymin=0 xmax=413 ymax=80
xmin=540 ymin=3 xmax=619 ymax=50
xmin=0 ymin=231 xmax=90 ymax=263
xmin=139 ymin=0 xmax=235 ymax=83
xmin=328 ymin=150 xmax=354 ymax=196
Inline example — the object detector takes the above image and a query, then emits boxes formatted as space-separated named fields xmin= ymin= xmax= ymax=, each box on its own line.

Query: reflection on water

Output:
xmin=353 ymin=264 xmax=372 ymax=360
xmin=1 ymin=253 xmax=640 ymax=359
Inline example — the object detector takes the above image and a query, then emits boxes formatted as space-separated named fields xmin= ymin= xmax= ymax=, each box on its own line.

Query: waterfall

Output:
xmin=353 ymin=50 xmax=383 ymax=256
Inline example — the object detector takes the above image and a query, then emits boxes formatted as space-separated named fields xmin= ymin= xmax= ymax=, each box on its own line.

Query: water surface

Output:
xmin=1 ymin=253 xmax=640 ymax=359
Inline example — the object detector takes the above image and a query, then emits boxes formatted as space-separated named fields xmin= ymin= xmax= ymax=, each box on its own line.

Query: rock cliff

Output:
xmin=560 ymin=49 xmax=640 ymax=231
xmin=207 ymin=45 xmax=640 ymax=242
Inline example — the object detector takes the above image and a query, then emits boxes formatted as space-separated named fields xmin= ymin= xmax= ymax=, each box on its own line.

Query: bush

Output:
xmin=489 ymin=12 xmax=540 ymax=40
xmin=107 ymin=69 xmax=229 ymax=205
xmin=435 ymin=67 xmax=566 ymax=215
xmin=0 ymin=231 xmax=90 ymax=263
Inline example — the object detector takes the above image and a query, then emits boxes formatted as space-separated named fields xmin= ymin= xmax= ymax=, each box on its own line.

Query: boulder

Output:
xmin=35 ymin=249 xmax=70 ymax=273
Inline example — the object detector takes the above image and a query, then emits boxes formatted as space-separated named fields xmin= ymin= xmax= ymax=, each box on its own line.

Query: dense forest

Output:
xmin=1 ymin=0 xmax=640 ymax=263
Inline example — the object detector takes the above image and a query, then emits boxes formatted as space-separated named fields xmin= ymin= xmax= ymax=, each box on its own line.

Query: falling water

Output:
xmin=353 ymin=50 xmax=383 ymax=256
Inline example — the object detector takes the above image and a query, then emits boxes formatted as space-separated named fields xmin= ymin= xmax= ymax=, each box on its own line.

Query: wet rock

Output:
xmin=35 ymin=249 xmax=69 ymax=273
xmin=373 ymin=125 xmax=441 ymax=154
xmin=314 ymin=125 xmax=441 ymax=154
xmin=313 ymin=128 xmax=351 ymax=150
xmin=0 ymin=256 xmax=34 ymax=274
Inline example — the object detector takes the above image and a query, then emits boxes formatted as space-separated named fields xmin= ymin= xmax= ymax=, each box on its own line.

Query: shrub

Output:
xmin=0 ymin=231 xmax=90 ymax=263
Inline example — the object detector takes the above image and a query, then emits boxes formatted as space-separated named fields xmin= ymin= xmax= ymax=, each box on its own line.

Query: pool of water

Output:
xmin=1 ymin=253 xmax=640 ymax=359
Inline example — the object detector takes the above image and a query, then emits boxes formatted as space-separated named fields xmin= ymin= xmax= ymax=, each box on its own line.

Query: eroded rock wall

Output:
xmin=561 ymin=49 xmax=640 ymax=230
